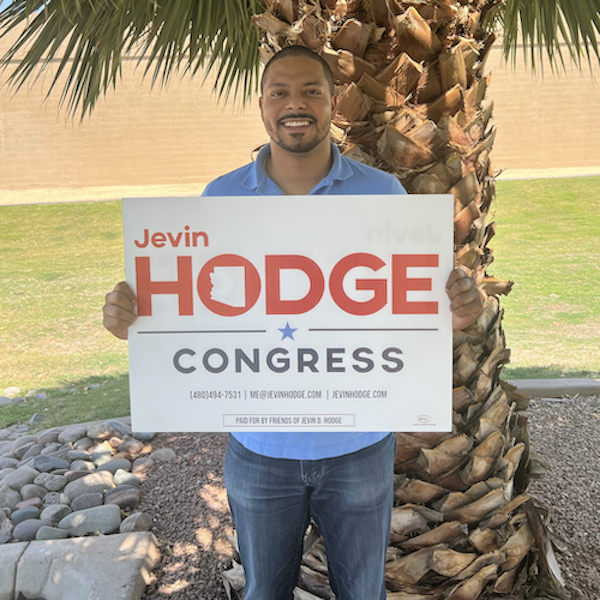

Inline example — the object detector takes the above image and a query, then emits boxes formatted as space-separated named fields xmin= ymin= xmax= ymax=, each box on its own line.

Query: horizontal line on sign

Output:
xmin=308 ymin=328 xmax=438 ymax=332
xmin=138 ymin=330 xmax=267 ymax=335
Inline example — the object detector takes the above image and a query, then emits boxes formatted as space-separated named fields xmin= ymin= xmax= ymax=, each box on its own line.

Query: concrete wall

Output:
xmin=1 ymin=36 xmax=599 ymax=195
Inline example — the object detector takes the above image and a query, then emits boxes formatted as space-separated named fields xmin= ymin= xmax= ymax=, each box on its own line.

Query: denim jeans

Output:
xmin=224 ymin=433 xmax=395 ymax=600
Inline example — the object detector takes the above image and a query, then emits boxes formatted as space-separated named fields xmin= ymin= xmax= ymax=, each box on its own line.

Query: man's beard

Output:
xmin=265 ymin=114 xmax=330 ymax=154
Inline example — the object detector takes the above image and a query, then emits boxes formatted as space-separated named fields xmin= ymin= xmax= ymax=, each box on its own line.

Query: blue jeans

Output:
xmin=224 ymin=433 xmax=395 ymax=600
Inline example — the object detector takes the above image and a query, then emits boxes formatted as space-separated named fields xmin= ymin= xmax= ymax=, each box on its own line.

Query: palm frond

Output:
xmin=498 ymin=0 xmax=600 ymax=69
xmin=0 ymin=0 xmax=264 ymax=117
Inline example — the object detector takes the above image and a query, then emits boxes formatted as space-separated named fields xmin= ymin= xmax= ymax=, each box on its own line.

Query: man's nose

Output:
xmin=285 ymin=91 xmax=307 ymax=110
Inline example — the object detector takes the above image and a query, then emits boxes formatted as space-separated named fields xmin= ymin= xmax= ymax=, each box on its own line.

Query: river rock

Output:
xmin=0 ymin=458 xmax=19 ymax=470
xmin=149 ymin=447 xmax=176 ymax=463
xmin=29 ymin=413 xmax=46 ymax=427
xmin=87 ymin=423 xmax=115 ymax=440
xmin=67 ymin=449 xmax=91 ymax=461
xmin=43 ymin=492 xmax=70 ymax=506
xmin=0 ymin=534 xmax=10 ymax=544
xmin=131 ymin=432 xmax=155 ymax=442
xmin=120 ymin=512 xmax=152 ymax=533
xmin=40 ymin=504 xmax=72 ymax=524
xmin=20 ymin=484 xmax=48 ymax=501
xmin=13 ymin=518 xmax=53 ymax=541
xmin=70 ymin=460 xmax=96 ymax=472
xmin=12 ymin=505 xmax=41 ymax=525
xmin=107 ymin=420 xmax=132 ymax=436
xmin=71 ymin=492 xmax=103 ymax=512
xmin=47 ymin=446 xmax=70 ymax=461
xmin=11 ymin=435 xmax=38 ymax=453
xmin=34 ymin=472 xmax=67 ymax=492
xmin=0 ymin=468 xmax=15 ymax=482
xmin=109 ymin=436 xmax=125 ymax=449
xmin=36 ymin=525 xmax=69 ymax=540
xmin=114 ymin=469 xmax=141 ymax=487
xmin=59 ymin=504 xmax=121 ymax=536
xmin=0 ymin=397 xmax=11 ymax=406
xmin=131 ymin=457 xmax=154 ymax=475
xmin=15 ymin=497 xmax=43 ymax=510
xmin=31 ymin=455 xmax=70 ymax=473
xmin=0 ymin=517 xmax=13 ymax=537
xmin=91 ymin=442 xmax=113 ymax=465
xmin=64 ymin=471 xmax=114 ymax=500
xmin=2 ymin=465 xmax=39 ymax=491
xmin=40 ymin=442 xmax=63 ymax=456
xmin=13 ymin=442 xmax=37 ymax=460
xmin=64 ymin=470 xmax=90 ymax=483
xmin=118 ymin=438 xmax=144 ymax=458
xmin=58 ymin=425 xmax=88 ymax=444
xmin=97 ymin=458 xmax=131 ymax=475
xmin=22 ymin=443 xmax=44 ymax=460
xmin=0 ymin=486 xmax=22 ymax=510
xmin=36 ymin=429 xmax=61 ymax=445
xmin=73 ymin=437 xmax=94 ymax=450
xmin=104 ymin=485 xmax=140 ymax=509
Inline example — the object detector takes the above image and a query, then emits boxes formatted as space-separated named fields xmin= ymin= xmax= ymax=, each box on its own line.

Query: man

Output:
xmin=103 ymin=46 xmax=485 ymax=600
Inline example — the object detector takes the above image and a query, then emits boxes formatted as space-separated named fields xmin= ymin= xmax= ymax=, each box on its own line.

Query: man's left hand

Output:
xmin=446 ymin=267 xmax=486 ymax=331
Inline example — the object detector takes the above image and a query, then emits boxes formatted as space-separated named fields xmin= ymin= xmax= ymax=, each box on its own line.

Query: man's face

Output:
xmin=259 ymin=56 xmax=336 ymax=155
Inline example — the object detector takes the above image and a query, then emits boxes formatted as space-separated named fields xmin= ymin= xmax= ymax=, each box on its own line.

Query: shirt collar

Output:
xmin=242 ymin=142 xmax=354 ymax=194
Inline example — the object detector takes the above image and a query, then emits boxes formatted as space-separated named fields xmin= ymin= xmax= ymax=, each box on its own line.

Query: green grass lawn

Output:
xmin=0 ymin=200 xmax=131 ymax=427
xmin=491 ymin=176 xmax=600 ymax=379
xmin=0 ymin=178 xmax=598 ymax=429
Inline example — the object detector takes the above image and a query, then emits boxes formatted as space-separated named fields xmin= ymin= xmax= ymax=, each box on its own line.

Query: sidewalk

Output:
xmin=2 ymin=167 xmax=600 ymax=206
xmin=508 ymin=378 xmax=600 ymax=399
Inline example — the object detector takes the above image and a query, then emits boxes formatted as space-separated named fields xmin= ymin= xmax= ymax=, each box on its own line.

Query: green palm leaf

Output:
xmin=1 ymin=0 xmax=599 ymax=117
xmin=499 ymin=0 xmax=600 ymax=68
xmin=0 ymin=0 xmax=264 ymax=117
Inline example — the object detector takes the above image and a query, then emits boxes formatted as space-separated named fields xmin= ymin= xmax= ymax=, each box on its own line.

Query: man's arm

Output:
xmin=446 ymin=268 xmax=486 ymax=331
xmin=102 ymin=281 xmax=138 ymax=340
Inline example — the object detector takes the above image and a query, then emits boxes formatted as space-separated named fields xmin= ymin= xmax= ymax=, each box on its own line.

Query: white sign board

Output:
xmin=123 ymin=195 xmax=454 ymax=432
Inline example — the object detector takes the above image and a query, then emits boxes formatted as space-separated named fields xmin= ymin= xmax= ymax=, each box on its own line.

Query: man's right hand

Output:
xmin=102 ymin=281 xmax=138 ymax=340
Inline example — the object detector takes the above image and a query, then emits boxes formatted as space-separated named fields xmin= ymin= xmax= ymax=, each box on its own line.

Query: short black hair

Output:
xmin=260 ymin=46 xmax=335 ymax=95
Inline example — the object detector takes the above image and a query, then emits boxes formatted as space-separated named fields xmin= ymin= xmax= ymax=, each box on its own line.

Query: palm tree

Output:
xmin=2 ymin=1 xmax=598 ymax=598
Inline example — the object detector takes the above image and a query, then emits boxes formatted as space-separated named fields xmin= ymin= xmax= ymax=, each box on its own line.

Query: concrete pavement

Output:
xmin=508 ymin=378 xmax=600 ymax=398
xmin=0 ymin=532 xmax=159 ymax=600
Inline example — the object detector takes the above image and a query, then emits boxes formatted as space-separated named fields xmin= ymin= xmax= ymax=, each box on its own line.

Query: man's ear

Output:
xmin=330 ymin=94 xmax=337 ymax=114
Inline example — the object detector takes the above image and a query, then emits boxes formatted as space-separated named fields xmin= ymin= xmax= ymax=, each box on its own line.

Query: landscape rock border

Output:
xmin=0 ymin=417 xmax=174 ymax=545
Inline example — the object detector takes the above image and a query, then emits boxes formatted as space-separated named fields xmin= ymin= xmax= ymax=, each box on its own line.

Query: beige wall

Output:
xmin=1 ymin=38 xmax=599 ymax=195
xmin=487 ymin=45 xmax=600 ymax=171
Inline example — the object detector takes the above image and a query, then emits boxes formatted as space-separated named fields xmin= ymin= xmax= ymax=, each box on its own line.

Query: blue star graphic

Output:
xmin=278 ymin=322 xmax=298 ymax=341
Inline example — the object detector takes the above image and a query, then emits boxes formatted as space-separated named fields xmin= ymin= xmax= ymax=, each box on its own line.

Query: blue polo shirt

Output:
xmin=203 ymin=143 xmax=407 ymax=460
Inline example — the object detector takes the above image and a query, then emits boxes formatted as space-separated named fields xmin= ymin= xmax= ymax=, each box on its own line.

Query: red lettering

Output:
xmin=265 ymin=255 xmax=324 ymax=314
xmin=198 ymin=254 xmax=261 ymax=316
xmin=392 ymin=254 xmax=439 ymax=314
xmin=330 ymin=253 xmax=387 ymax=315
xmin=136 ymin=256 xmax=194 ymax=316
xmin=151 ymin=232 xmax=166 ymax=247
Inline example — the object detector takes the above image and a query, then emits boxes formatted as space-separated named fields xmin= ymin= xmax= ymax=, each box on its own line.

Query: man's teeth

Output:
xmin=284 ymin=120 xmax=311 ymax=127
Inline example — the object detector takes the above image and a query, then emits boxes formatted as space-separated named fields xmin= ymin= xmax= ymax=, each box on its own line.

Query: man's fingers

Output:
xmin=102 ymin=282 xmax=138 ymax=339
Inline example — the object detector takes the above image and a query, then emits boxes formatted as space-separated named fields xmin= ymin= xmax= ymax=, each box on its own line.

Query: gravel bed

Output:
xmin=138 ymin=395 xmax=600 ymax=600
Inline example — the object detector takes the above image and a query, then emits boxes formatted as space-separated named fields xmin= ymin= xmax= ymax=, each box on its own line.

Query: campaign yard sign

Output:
xmin=123 ymin=194 xmax=454 ymax=432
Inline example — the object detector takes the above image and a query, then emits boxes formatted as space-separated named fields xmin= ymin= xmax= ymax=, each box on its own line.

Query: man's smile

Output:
xmin=278 ymin=115 xmax=315 ymax=129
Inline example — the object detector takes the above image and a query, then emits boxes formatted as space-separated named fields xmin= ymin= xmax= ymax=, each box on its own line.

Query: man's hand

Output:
xmin=446 ymin=268 xmax=486 ymax=331
xmin=102 ymin=282 xmax=138 ymax=340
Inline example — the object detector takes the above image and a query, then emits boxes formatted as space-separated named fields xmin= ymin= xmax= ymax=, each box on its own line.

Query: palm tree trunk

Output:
xmin=228 ymin=1 xmax=571 ymax=598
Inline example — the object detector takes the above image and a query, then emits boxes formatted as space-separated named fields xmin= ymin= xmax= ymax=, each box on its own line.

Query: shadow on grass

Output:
xmin=503 ymin=365 xmax=600 ymax=380
xmin=0 ymin=373 xmax=131 ymax=431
